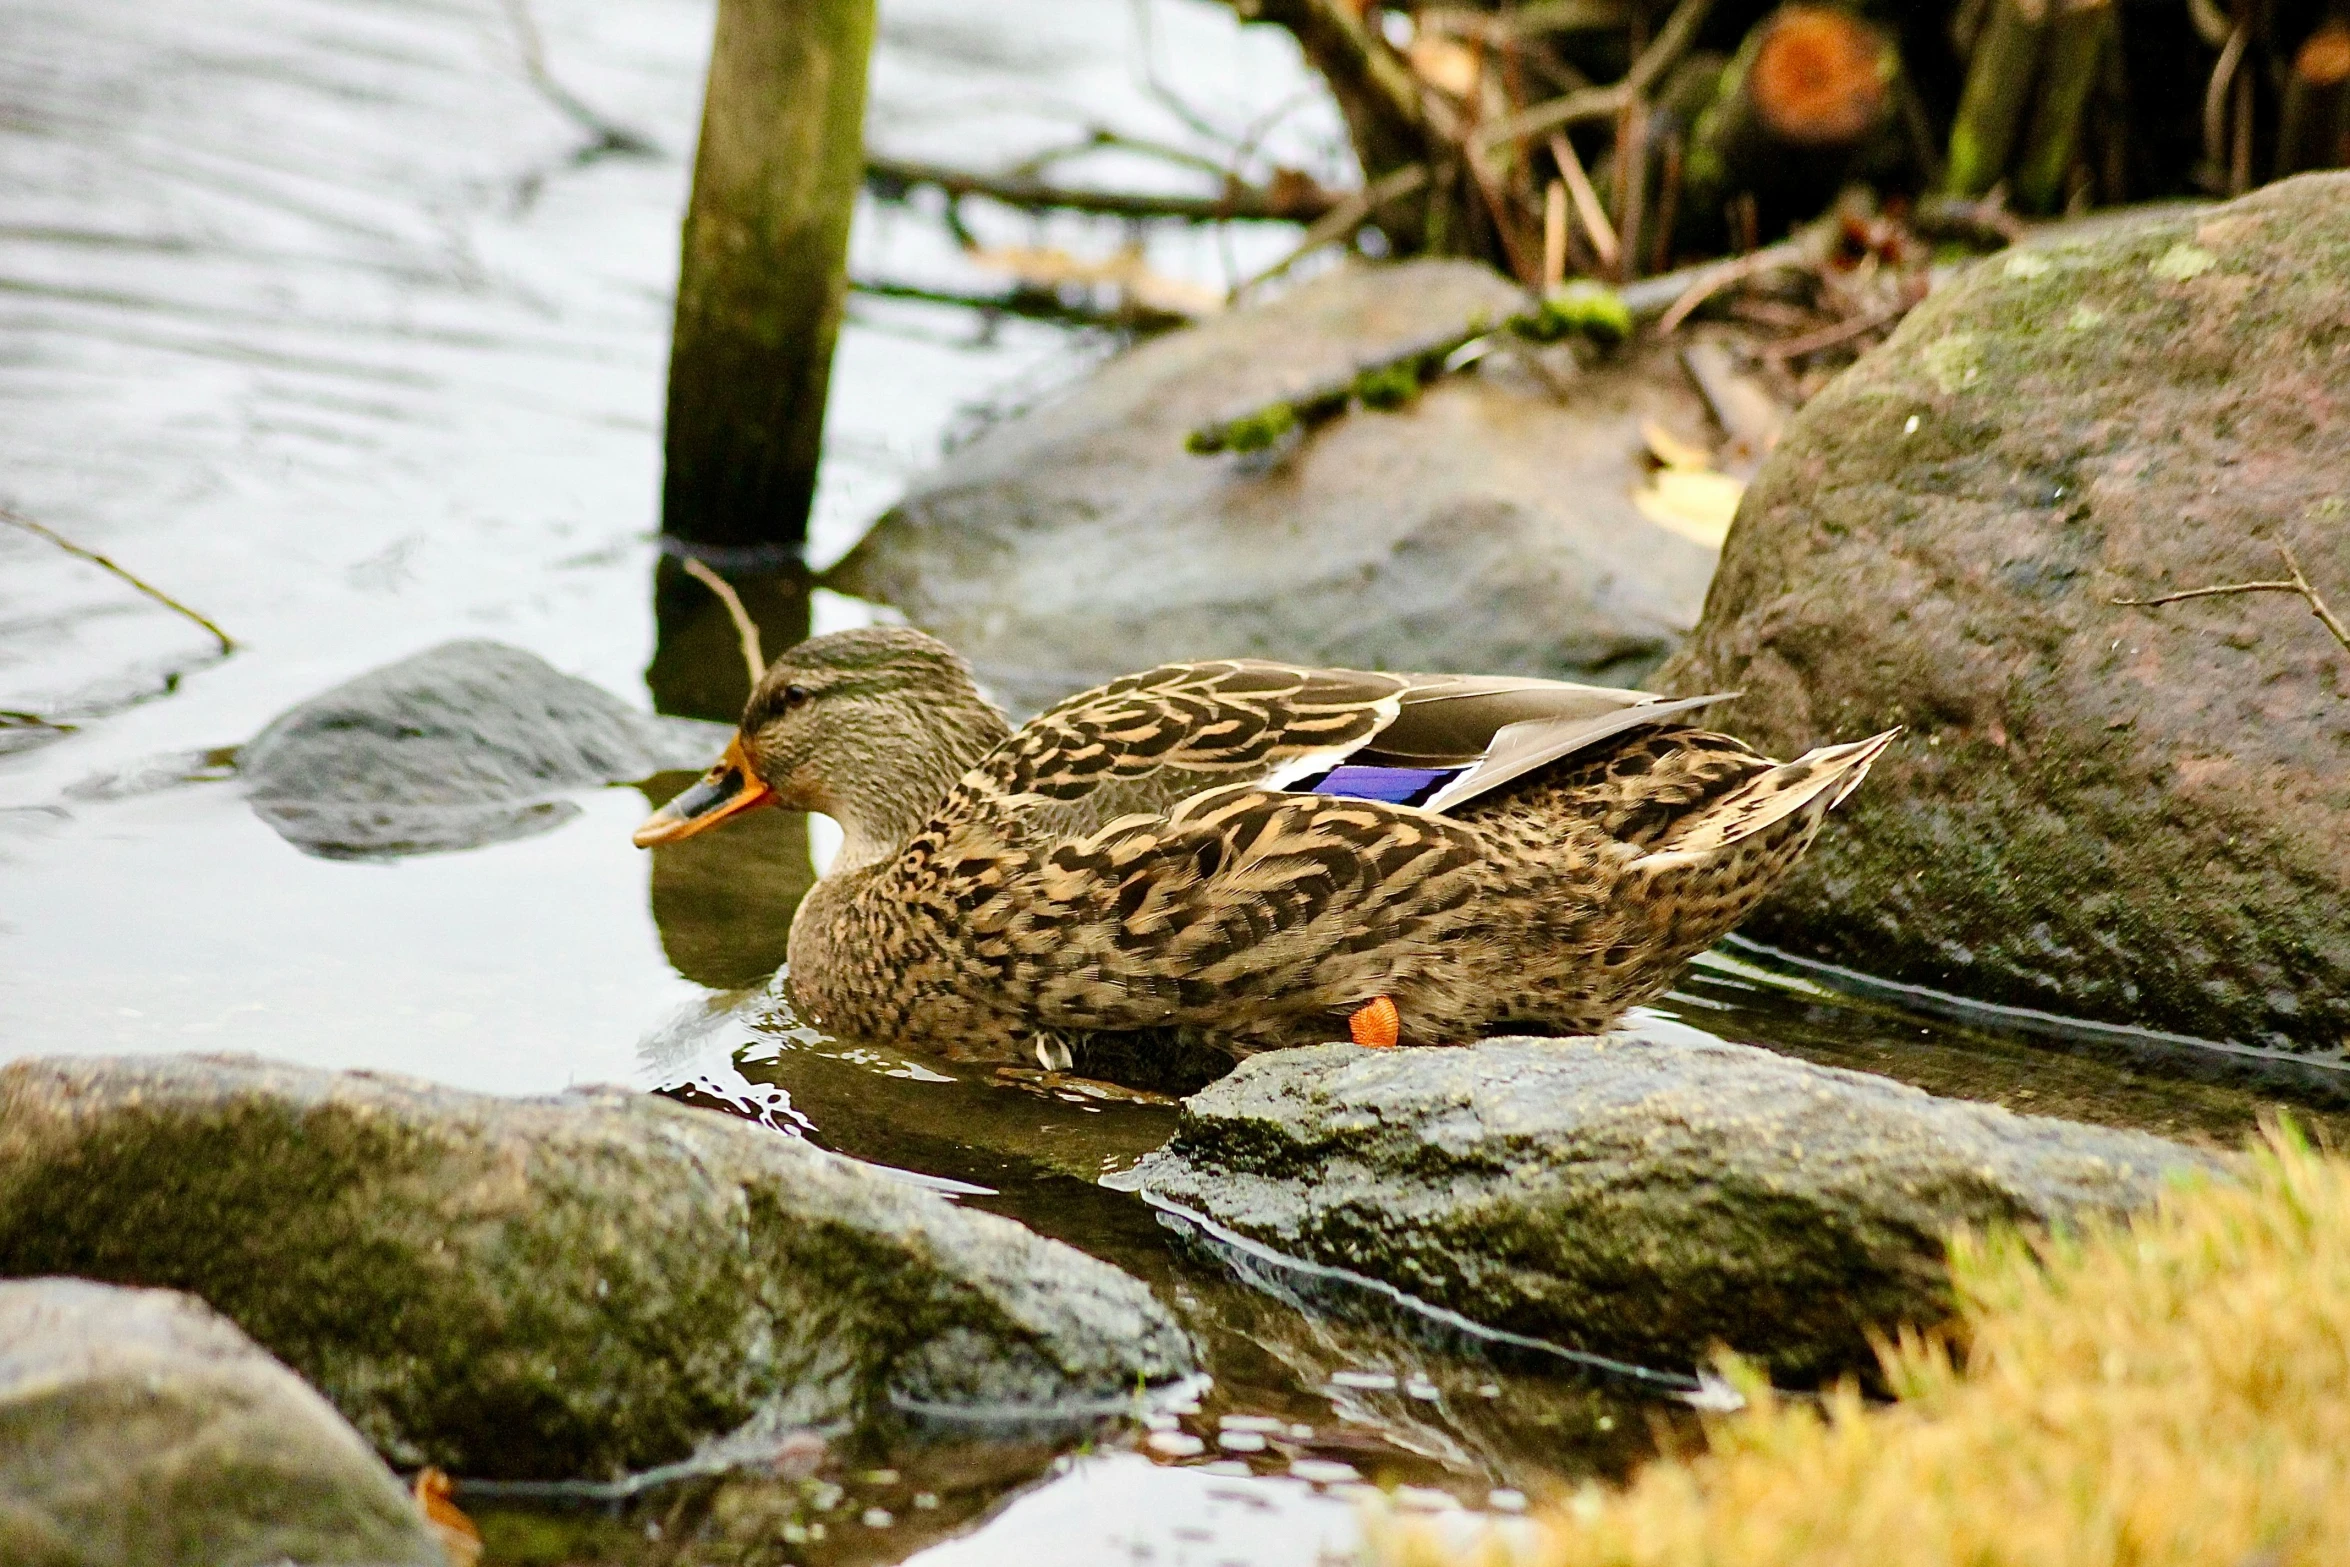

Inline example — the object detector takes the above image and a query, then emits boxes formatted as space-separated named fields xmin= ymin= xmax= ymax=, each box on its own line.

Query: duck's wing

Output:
xmin=957 ymin=660 xmax=1415 ymax=838
xmin=1335 ymin=676 xmax=1741 ymax=816
xmin=957 ymin=660 xmax=1738 ymax=838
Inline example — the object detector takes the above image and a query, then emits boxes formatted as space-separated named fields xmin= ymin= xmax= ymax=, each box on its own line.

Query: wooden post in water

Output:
xmin=660 ymin=0 xmax=876 ymax=565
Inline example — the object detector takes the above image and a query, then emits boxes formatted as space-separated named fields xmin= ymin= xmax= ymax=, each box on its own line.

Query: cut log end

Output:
xmin=1751 ymin=6 xmax=1893 ymax=148
xmin=2294 ymin=20 xmax=2350 ymax=88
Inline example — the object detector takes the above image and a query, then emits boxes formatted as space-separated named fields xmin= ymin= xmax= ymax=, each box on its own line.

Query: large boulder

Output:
xmin=239 ymin=640 xmax=725 ymax=858
xmin=1659 ymin=175 xmax=2350 ymax=1061
xmin=0 ymin=1056 xmax=1195 ymax=1479
xmin=0 ymin=1277 xmax=442 ymax=1567
xmin=829 ymin=259 xmax=1721 ymax=713
xmin=1117 ymin=1023 xmax=2213 ymax=1380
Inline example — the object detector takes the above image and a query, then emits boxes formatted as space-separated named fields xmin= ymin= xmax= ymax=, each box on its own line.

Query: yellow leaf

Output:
xmin=1634 ymin=468 xmax=1744 ymax=548
xmin=1641 ymin=418 xmax=1718 ymax=472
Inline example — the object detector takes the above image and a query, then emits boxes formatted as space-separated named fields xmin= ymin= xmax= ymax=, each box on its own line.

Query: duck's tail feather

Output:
xmin=1637 ymin=728 xmax=1900 ymax=866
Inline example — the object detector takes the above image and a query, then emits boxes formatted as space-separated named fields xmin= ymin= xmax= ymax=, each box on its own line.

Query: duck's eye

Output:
xmin=780 ymin=685 xmax=811 ymax=709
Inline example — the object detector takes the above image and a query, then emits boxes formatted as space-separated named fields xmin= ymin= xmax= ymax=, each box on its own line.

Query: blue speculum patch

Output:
xmin=1298 ymin=765 xmax=1462 ymax=807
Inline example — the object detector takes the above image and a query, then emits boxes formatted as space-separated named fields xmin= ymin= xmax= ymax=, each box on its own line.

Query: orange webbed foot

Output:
xmin=1349 ymin=996 xmax=1401 ymax=1049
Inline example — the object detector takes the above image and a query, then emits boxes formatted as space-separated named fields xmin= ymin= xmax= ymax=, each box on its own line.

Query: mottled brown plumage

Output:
xmin=635 ymin=628 xmax=1896 ymax=1067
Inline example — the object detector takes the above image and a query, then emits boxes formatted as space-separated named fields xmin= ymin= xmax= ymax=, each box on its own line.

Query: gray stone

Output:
xmin=0 ymin=1276 xmax=442 ymax=1567
xmin=829 ymin=259 xmax=1721 ymax=714
xmin=1117 ymin=1021 xmax=2216 ymax=1380
xmin=0 ymin=1055 xmax=1195 ymax=1480
xmin=239 ymin=640 xmax=726 ymax=858
xmin=1659 ymin=174 xmax=2350 ymax=1059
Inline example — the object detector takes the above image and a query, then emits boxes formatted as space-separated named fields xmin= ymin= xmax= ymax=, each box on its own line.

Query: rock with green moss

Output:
xmin=1118 ymin=1024 xmax=2211 ymax=1381
xmin=0 ymin=1277 xmax=444 ymax=1567
xmin=1659 ymin=174 xmax=2350 ymax=1064
xmin=0 ymin=1055 xmax=1195 ymax=1481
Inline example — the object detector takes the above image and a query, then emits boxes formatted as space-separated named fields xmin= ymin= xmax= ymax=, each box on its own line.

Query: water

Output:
xmin=2 ymin=0 xmax=2343 ymax=1561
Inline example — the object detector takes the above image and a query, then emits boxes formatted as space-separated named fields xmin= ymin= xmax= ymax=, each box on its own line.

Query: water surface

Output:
xmin=3 ymin=1 xmax=2341 ymax=1561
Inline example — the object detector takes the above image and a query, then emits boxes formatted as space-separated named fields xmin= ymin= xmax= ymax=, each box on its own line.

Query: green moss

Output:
xmin=1219 ymin=402 xmax=1297 ymax=452
xmin=1518 ymin=281 xmax=1633 ymax=346
xmin=1352 ymin=360 xmax=1424 ymax=410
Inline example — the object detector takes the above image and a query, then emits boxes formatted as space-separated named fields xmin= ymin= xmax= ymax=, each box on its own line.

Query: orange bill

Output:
xmin=632 ymin=734 xmax=775 ymax=847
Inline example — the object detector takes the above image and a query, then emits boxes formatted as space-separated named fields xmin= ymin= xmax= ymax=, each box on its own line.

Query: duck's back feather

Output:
xmin=953 ymin=659 xmax=1738 ymax=839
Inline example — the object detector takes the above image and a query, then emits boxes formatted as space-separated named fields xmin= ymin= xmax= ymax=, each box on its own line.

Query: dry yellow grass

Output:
xmin=1375 ymin=1125 xmax=2350 ymax=1567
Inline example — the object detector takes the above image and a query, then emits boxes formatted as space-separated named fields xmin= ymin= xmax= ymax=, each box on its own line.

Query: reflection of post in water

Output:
xmin=646 ymin=553 xmax=808 ymax=721
xmin=644 ymin=555 xmax=812 ymax=989
xmin=640 ymin=763 xmax=814 ymax=989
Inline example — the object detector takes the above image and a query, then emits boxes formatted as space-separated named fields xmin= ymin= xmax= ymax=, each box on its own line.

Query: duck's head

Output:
xmin=632 ymin=627 xmax=1012 ymax=862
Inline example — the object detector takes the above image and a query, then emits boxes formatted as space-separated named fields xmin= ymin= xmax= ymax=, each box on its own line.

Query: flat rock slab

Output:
xmin=0 ymin=1056 xmax=1195 ymax=1480
xmin=830 ymin=259 xmax=1721 ymax=713
xmin=0 ymin=1277 xmax=441 ymax=1567
xmin=239 ymin=639 xmax=725 ymax=858
xmin=1659 ymin=173 xmax=2350 ymax=1061
xmin=1119 ymin=1023 xmax=2215 ymax=1380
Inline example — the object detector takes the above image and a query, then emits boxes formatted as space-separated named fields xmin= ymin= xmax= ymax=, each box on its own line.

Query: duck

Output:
xmin=633 ymin=628 xmax=1896 ymax=1069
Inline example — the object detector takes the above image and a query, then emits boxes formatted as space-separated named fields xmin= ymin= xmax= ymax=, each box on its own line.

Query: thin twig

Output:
xmin=0 ymin=504 xmax=235 ymax=654
xmin=1654 ymin=235 xmax=1812 ymax=334
xmin=1471 ymin=82 xmax=1626 ymax=155
xmin=498 ymin=0 xmax=658 ymax=156
xmin=1469 ymin=0 xmax=1709 ymax=156
xmin=1004 ymin=127 xmax=1233 ymax=183
xmin=1132 ymin=0 xmax=1246 ymax=149
xmin=1759 ymin=300 xmax=1902 ymax=361
xmin=850 ymin=275 xmax=1193 ymax=331
xmin=864 ymin=154 xmax=1340 ymax=224
xmin=1625 ymin=0 xmax=1717 ymax=96
xmin=1229 ymin=163 xmax=1429 ymax=299
xmin=679 ymin=558 xmax=766 ymax=687
xmin=2202 ymin=22 xmax=2247 ymax=189
xmin=1549 ymin=131 xmax=1620 ymax=271
xmin=2113 ymin=546 xmax=2350 ymax=656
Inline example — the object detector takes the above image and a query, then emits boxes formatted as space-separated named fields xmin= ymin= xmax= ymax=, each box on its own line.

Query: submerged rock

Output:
xmin=1660 ymin=174 xmax=2350 ymax=1062
xmin=1119 ymin=1023 xmax=2213 ymax=1380
xmin=239 ymin=639 xmax=724 ymax=858
xmin=0 ymin=1277 xmax=441 ymax=1567
xmin=830 ymin=259 xmax=1721 ymax=713
xmin=0 ymin=1055 xmax=1195 ymax=1480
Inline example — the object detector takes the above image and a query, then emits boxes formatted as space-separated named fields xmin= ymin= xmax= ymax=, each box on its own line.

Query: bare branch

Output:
xmin=1229 ymin=163 xmax=1429 ymax=298
xmin=1654 ymin=235 xmax=1813 ymax=334
xmin=0 ymin=504 xmax=235 ymax=655
xmin=1549 ymin=131 xmax=1620 ymax=271
xmin=864 ymin=154 xmax=1341 ymax=224
xmin=2112 ymin=545 xmax=2350 ymax=657
xmin=679 ymin=558 xmax=766 ymax=687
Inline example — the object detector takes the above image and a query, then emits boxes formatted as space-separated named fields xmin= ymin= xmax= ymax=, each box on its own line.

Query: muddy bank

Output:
xmin=0 ymin=1055 xmax=1195 ymax=1479
xmin=1662 ymin=174 xmax=2350 ymax=1062
xmin=1121 ymin=1022 xmax=2213 ymax=1380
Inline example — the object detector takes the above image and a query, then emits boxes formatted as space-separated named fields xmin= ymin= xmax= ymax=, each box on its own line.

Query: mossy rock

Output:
xmin=1661 ymin=174 xmax=2350 ymax=1062
xmin=0 ymin=1056 xmax=1195 ymax=1480
xmin=1119 ymin=1025 xmax=2211 ymax=1381
xmin=0 ymin=1278 xmax=442 ymax=1567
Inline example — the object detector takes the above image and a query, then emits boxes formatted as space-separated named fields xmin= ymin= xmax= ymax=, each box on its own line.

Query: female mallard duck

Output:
xmin=635 ymin=629 xmax=1895 ymax=1067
